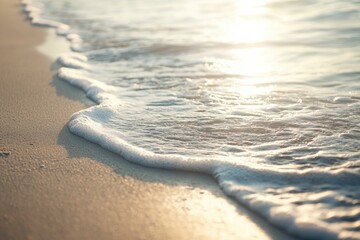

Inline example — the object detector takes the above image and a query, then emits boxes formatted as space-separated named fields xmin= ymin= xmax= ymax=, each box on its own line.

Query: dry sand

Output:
xmin=0 ymin=1 xmax=297 ymax=239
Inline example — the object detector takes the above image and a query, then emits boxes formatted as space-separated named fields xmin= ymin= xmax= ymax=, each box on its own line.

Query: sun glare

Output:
xmin=218 ymin=0 xmax=276 ymax=98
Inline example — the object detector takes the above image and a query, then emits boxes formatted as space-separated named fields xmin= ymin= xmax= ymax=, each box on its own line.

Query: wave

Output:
xmin=22 ymin=0 xmax=360 ymax=239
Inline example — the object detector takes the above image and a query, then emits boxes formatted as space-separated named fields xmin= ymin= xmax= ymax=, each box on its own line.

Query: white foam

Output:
xmin=57 ymin=52 xmax=89 ymax=69
xmin=22 ymin=0 xmax=82 ymax=50
xmin=56 ymin=67 xmax=118 ymax=103
xmin=215 ymin=165 xmax=360 ymax=240
xmin=69 ymin=105 xmax=217 ymax=173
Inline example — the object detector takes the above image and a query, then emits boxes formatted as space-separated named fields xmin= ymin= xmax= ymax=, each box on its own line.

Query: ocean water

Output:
xmin=23 ymin=0 xmax=360 ymax=239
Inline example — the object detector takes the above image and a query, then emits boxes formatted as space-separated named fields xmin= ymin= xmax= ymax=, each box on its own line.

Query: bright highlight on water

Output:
xmin=23 ymin=0 xmax=360 ymax=239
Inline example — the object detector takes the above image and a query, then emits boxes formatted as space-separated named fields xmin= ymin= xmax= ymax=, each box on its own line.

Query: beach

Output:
xmin=0 ymin=1 xmax=299 ymax=239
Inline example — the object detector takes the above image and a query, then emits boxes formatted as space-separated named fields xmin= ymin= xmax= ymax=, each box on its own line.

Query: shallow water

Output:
xmin=24 ymin=0 xmax=360 ymax=238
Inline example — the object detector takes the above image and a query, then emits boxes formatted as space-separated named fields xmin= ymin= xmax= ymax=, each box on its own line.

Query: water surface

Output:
xmin=25 ymin=0 xmax=360 ymax=238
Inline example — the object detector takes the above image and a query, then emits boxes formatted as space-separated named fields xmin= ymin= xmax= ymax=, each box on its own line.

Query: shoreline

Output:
xmin=0 ymin=1 xmax=296 ymax=239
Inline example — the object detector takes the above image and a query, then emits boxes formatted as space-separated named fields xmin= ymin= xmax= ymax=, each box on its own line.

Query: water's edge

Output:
xmin=22 ymin=1 xmax=359 ymax=239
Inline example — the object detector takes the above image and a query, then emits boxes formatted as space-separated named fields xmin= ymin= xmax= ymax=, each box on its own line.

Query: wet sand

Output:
xmin=0 ymin=1 xmax=296 ymax=239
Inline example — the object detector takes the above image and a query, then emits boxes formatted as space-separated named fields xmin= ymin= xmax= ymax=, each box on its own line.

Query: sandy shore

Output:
xmin=0 ymin=1 xmax=297 ymax=240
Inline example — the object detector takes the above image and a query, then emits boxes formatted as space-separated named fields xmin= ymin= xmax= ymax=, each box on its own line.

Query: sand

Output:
xmin=0 ymin=1 xmax=297 ymax=239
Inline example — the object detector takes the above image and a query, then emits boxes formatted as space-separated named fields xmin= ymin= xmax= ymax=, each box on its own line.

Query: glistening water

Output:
xmin=24 ymin=0 xmax=360 ymax=239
